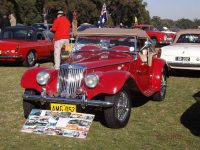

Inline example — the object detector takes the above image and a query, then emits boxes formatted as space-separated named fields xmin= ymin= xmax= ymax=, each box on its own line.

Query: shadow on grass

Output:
xmin=170 ymin=69 xmax=200 ymax=78
xmin=180 ymin=92 xmax=200 ymax=136
xmin=88 ymin=93 xmax=150 ymax=128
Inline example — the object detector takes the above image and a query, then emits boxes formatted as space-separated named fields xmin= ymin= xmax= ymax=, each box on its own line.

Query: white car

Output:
xmin=160 ymin=29 xmax=200 ymax=70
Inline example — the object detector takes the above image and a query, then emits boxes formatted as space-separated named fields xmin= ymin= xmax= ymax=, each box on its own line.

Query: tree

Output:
xmin=0 ymin=0 xmax=14 ymax=17
xmin=160 ymin=19 xmax=175 ymax=28
xmin=105 ymin=0 xmax=150 ymax=27
xmin=65 ymin=0 xmax=99 ymax=25
xmin=151 ymin=16 xmax=161 ymax=26
xmin=194 ymin=19 xmax=200 ymax=28
xmin=1 ymin=0 xmax=151 ymax=27
xmin=175 ymin=18 xmax=197 ymax=29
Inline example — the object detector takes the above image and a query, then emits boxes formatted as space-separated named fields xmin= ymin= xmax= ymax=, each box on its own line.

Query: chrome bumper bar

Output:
xmin=0 ymin=55 xmax=22 ymax=59
xmin=22 ymin=93 xmax=114 ymax=108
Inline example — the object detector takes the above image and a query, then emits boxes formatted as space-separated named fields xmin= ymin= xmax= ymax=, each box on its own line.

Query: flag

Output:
xmin=72 ymin=11 xmax=78 ymax=37
xmin=96 ymin=3 xmax=107 ymax=28
xmin=134 ymin=16 xmax=138 ymax=25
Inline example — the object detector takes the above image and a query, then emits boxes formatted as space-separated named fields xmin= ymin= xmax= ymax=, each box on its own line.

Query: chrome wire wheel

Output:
xmin=160 ymin=72 xmax=167 ymax=97
xmin=104 ymin=85 xmax=132 ymax=128
xmin=115 ymin=91 xmax=130 ymax=122
xmin=152 ymin=69 xmax=167 ymax=101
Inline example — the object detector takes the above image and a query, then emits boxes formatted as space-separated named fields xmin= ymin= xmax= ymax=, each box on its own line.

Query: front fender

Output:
xmin=85 ymin=71 xmax=131 ymax=99
xmin=21 ymin=66 xmax=58 ymax=93
xmin=151 ymin=58 xmax=168 ymax=91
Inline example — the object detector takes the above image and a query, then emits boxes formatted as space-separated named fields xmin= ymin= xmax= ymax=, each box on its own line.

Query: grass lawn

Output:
xmin=0 ymin=63 xmax=200 ymax=150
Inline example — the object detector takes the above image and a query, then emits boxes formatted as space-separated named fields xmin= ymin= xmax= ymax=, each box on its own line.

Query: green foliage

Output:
xmin=151 ymin=16 xmax=199 ymax=29
xmin=2 ymin=0 xmax=199 ymax=29
xmin=160 ymin=19 xmax=175 ymax=28
xmin=151 ymin=16 xmax=161 ymax=26
xmin=0 ymin=0 xmax=14 ymax=17
xmin=175 ymin=18 xmax=198 ymax=29
xmin=1 ymin=0 xmax=150 ymax=27
xmin=65 ymin=0 xmax=99 ymax=25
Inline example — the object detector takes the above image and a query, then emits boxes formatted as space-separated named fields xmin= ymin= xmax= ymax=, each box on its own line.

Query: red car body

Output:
xmin=133 ymin=24 xmax=173 ymax=45
xmin=0 ymin=26 xmax=54 ymax=66
xmin=21 ymin=28 xmax=168 ymax=128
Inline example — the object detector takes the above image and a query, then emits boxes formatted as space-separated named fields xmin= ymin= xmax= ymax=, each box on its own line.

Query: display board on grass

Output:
xmin=21 ymin=109 xmax=95 ymax=139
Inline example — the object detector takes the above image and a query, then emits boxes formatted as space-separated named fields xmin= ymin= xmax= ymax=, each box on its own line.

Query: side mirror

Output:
xmin=144 ymin=40 xmax=152 ymax=47
xmin=140 ymin=40 xmax=152 ymax=51
xmin=70 ymin=37 xmax=75 ymax=41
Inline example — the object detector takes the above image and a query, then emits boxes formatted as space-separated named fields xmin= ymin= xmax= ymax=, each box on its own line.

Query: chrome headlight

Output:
xmin=36 ymin=71 xmax=50 ymax=85
xmin=84 ymin=73 xmax=99 ymax=88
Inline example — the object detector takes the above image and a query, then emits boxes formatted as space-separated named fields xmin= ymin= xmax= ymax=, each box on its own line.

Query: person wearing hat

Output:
xmin=51 ymin=10 xmax=71 ymax=69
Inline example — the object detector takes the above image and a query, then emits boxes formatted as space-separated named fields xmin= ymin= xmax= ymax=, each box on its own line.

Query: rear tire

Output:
xmin=23 ymin=51 xmax=36 ymax=67
xmin=104 ymin=86 xmax=132 ymax=128
xmin=23 ymin=90 xmax=39 ymax=118
xmin=152 ymin=69 xmax=167 ymax=101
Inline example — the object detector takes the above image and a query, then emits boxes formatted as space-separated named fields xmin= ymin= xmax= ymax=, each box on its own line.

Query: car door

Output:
xmin=137 ymin=50 xmax=150 ymax=91
xmin=36 ymin=31 xmax=53 ymax=58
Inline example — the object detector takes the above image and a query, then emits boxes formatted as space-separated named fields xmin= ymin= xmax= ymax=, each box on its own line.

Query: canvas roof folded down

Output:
xmin=77 ymin=28 xmax=149 ymax=38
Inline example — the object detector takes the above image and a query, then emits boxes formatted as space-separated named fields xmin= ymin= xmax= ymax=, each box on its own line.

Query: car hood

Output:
xmin=63 ymin=51 xmax=132 ymax=69
xmin=161 ymin=44 xmax=200 ymax=56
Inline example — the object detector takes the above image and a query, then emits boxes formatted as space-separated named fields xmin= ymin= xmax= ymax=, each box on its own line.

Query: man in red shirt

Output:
xmin=51 ymin=10 xmax=71 ymax=69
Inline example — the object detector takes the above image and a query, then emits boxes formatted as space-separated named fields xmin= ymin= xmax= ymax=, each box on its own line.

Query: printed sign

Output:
xmin=21 ymin=109 xmax=95 ymax=139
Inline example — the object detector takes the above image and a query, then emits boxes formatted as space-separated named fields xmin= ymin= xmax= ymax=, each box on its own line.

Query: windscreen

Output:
xmin=176 ymin=34 xmax=200 ymax=43
xmin=0 ymin=28 xmax=34 ymax=40
xmin=73 ymin=36 xmax=136 ymax=51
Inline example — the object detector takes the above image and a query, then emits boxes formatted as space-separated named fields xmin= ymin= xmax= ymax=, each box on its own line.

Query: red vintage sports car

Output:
xmin=133 ymin=24 xmax=173 ymax=46
xmin=21 ymin=28 xmax=169 ymax=128
xmin=0 ymin=26 xmax=54 ymax=66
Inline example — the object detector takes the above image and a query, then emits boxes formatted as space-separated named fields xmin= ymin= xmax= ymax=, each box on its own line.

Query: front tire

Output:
xmin=152 ymin=69 xmax=167 ymax=101
xmin=23 ymin=90 xmax=39 ymax=118
xmin=23 ymin=51 xmax=36 ymax=67
xmin=104 ymin=86 xmax=132 ymax=128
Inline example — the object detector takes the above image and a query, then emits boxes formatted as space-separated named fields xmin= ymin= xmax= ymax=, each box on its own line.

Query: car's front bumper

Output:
xmin=159 ymin=40 xmax=172 ymax=44
xmin=0 ymin=55 xmax=22 ymax=59
xmin=168 ymin=62 xmax=200 ymax=70
xmin=22 ymin=90 xmax=114 ymax=108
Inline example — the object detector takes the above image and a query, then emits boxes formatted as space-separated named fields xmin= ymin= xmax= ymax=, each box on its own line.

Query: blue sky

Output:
xmin=143 ymin=0 xmax=200 ymax=20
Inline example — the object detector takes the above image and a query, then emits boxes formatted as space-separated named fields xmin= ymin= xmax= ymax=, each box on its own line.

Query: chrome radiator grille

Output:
xmin=58 ymin=64 xmax=86 ymax=97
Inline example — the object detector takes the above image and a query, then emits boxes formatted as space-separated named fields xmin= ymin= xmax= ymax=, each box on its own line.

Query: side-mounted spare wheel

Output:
xmin=152 ymin=69 xmax=167 ymax=101
xmin=103 ymin=85 xmax=132 ymax=128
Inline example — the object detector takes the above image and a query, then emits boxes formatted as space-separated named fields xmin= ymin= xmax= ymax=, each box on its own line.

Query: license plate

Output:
xmin=175 ymin=57 xmax=190 ymax=61
xmin=51 ymin=103 xmax=76 ymax=112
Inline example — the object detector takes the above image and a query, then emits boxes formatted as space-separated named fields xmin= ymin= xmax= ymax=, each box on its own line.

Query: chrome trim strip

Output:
xmin=0 ymin=55 xmax=22 ymax=59
xmin=168 ymin=62 xmax=200 ymax=67
xmin=22 ymin=94 xmax=114 ymax=108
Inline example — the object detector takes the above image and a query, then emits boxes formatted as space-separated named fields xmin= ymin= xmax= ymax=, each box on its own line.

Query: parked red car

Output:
xmin=133 ymin=24 xmax=173 ymax=46
xmin=21 ymin=28 xmax=168 ymax=128
xmin=0 ymin=26 xmax=54 ymax=66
